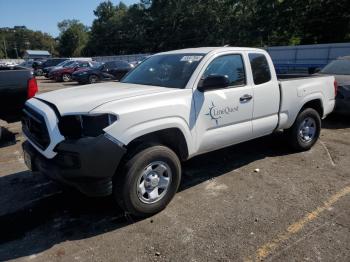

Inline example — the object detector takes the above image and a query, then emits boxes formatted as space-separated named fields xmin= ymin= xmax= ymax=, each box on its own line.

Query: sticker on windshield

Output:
xmin=180 ymin=56 xmax=203 ymax=62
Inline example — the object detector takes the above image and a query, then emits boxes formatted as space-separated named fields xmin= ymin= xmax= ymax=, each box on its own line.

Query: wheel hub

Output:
xmin=298 ymin=117 xmax=316 ymax=143
xmin=144 ymin=172 xmax=160 ymax=188
xmin=137 ymin=161 xmax=172 ymax=204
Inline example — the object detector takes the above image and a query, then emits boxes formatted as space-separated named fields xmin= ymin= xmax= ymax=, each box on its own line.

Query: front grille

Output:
xmin=22 ymin=105 xmax=50 ymax=150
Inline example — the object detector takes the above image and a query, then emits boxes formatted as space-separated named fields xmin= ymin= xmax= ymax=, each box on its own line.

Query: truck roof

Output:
xmin=158 ymin=46 xmax=265 ymax=55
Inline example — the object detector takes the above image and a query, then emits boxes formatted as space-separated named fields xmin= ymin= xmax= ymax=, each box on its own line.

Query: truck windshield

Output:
xmin=320 ymin=59 xmax=350 ymax=75
xmin=121 ymin=53 xmax=204 ymax=88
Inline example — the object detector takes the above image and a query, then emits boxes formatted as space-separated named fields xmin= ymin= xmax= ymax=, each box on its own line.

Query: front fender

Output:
xmin=105 ymin=116 xmax=195 ymax=156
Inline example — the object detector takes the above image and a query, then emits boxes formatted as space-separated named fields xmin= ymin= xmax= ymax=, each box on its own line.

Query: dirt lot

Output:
xmin=0 ymin=78 xmax=349 ymax=262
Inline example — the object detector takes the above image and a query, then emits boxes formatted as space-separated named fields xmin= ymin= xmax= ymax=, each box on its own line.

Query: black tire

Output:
xmin=62 ymin=73 xmax=71 ymax=82
xmin=287 ymin=108 xmax=321 ymax=151
xmin=113 ymin=145 xmax=181 ymax=217
xmin=88 ymin=75 xmax=99 ymax=84
xmin=36 ymin=69 xmax=43 ymax=76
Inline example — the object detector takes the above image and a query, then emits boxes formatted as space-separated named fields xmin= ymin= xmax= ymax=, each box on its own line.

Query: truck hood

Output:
xmin=35 ymin=82 xmax=173 ymax=114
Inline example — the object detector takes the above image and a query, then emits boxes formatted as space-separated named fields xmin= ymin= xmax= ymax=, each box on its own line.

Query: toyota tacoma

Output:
xmin=22 ymin=47 xmax=336 ymax=216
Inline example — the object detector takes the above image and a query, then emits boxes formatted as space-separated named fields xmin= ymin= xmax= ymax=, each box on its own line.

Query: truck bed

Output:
xmin=0 ymin=67 xmax=33 ymax=122
xmin=277 ymin=74 xmax=335 ymax=129
xmin=277 ymin=74 xmax=323 ymax=80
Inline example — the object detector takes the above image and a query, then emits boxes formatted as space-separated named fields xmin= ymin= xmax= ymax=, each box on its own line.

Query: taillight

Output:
xmin=27 ymin=77 xmax=38 ymax=99
xmin=334 ymin=80 xmax=338 ymax=98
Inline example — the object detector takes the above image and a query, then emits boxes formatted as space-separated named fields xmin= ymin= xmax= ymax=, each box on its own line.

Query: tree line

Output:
xmin=0 ymin=27 xmax=57 ymax=59
xmin=1 ymin=0 xmax=350 ymax=59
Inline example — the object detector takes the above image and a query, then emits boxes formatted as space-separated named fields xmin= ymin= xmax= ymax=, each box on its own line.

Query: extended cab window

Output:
xmin=249 ymin=53 xmax=271 ymax=85
xmin=203 ymin=54 xmax=246 ymax=87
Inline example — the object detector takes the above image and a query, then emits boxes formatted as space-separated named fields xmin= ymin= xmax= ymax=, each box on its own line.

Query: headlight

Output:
xmin=59 ymin=114 xmax=118 ymax=138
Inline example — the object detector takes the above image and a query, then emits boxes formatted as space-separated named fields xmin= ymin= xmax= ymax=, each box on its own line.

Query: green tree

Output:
xmin=57 ymin=19 xmax=89 ymax=57
xmin=85 ymin=1 xmax=132 ymax=55
xmin=84 ymin=0 xmax=350 ymax=55
xmin=0 ymin=27 xmax=57 ymax=58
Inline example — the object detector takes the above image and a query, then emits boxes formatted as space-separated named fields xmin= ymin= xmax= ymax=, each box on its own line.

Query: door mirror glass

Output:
xmin=198 ymin=75 xmax=230 ymax=92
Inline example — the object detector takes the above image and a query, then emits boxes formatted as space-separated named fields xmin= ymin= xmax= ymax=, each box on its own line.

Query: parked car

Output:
xmin=18 ymin=60 xmax=44 ymax=74
xmin=22 ymin=47 xmax=335 ymax=217
xmin=317 ymin=56 xmax=350 ymax=114
xmin=43 ymin=59 xmax=72 ymax=77
xmin=0 ymin=66 xmax=38 ymax=139
xmin=49 ymin=61 xmax=101 ymax=82
xmin=72 ymin=60 xmax=133 ymax=84
xmin=35 ymin=58 xmax=68 ymax=76
xmin=45 ymin=60 xmax=80 ymax=79
xmin=18 ymin=60 xmax=35 ymax=69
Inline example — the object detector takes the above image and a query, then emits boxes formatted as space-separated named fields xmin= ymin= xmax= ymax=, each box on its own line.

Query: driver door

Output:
xmin=193 ymin=53 xmax=254 ymax=154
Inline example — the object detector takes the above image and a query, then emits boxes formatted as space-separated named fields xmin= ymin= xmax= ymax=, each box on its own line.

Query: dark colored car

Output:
xmin=18 ymin=60 xmax=36 ymax=69
xmin=18 ymin=60 xmax=46 ymax=76
xmin=49 ymin=61 xmax=100 ymax=82
xmin=72 ymin=60 xmax=134 ymax=84
xmin=318 ymin=56 xmax=350 ymax=114
xmin=0 ymin=66 xmax=38 ymax=130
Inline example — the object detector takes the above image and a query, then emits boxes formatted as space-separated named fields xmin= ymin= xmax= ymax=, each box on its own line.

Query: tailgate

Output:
xmin=0 ymin=69 xmax=32 ymax=122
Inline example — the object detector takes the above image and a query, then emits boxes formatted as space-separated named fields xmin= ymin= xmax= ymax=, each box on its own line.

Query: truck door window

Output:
xmin=249 ymin=53 xmax=271 ymax=85
xmin=202 ymin=55 xmax=246 ymax=87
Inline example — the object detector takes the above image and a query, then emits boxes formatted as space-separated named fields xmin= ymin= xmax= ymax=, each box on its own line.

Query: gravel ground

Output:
xmin=0 ymin=78 xmax=349 ymax=262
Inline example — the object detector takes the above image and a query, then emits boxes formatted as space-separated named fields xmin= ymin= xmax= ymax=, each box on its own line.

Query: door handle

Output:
xmin=240 ymin=94 xmax=253 ymax=102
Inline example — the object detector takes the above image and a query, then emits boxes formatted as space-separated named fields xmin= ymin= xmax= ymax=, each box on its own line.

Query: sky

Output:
xmin=0 ymin=0 xmax=138 ymax=37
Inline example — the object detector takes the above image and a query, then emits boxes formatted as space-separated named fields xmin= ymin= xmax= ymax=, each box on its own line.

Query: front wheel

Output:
xmin=287 ymin=108 xmax=321 ymax=151
xmin=35 ymin=69 xmax=43 ymax=76
xmin=62 ymin=73 xmax=71 ymax=82
xmin=113 ymin=145 xmax=181 ymax=217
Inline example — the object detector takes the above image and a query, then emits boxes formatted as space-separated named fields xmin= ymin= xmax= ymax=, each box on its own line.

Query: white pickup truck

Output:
xmin=22 ymin=47 xmax=336 ymax=216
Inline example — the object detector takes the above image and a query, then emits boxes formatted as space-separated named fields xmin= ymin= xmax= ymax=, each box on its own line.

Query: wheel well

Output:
xmin=301 ymin=99 xmax=323 ymax=118
xmin=126 ymin=128 xmax=189 ymax=161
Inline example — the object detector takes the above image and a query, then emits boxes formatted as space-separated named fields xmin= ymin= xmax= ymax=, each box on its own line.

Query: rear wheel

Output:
xmin=113 ymin=145 xmax=181 ymax=217
xmin=88 ymin=75 xmax=99 ymax=84
xmin=62 ymin=73 xmax=71 ymax=82
xmin=287 ymin=108 xmax=321 ymax=151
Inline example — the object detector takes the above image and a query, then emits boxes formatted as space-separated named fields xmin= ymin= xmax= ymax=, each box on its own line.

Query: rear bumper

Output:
xmin=23 ymin=134 xmax=126 ymax=196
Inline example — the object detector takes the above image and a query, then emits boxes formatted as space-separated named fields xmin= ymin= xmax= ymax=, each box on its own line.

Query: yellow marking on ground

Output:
xmin=245 ymin=185 xmax=350 ymax=262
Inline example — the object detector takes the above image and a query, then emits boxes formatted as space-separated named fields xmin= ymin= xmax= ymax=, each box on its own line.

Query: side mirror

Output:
xmin=197 ymin=75 xmax=230 ymax=92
